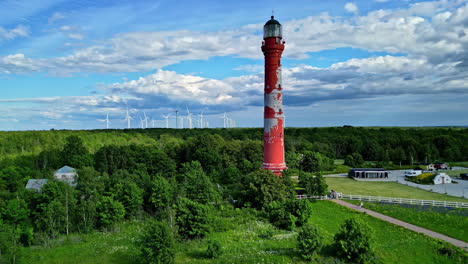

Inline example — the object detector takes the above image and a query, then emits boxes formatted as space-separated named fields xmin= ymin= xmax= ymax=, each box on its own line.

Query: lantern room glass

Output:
xmin=263 ymin=24 xmax=282 ymax=38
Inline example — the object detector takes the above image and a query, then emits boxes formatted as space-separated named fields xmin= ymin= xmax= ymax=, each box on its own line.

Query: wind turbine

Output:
xmin=220 ymin=113 xmax=228 ymax=128
xmin=124 ymin=108 xmax=133 ymax=129
xmin=162 ymin=114 xmax=170 ymax=128
xmin=143 ymin=112 xmax=149 ymax=128
xmin=105 ymin=113 xmax=110 ymax=129
xmin=139 ymin=115 xmax=145 ymax=129
xmin=186 ymin=106 xmax=193 ymax=129
xmin=151 ymin=118 xmax=156 ymax=128
xmin=174 ymin=109 xmax=179 ymax=129
xmin=198 ymin=111 xmax=204 ymax=128
xmin=180 ymin=116 xmax=185 ymax=129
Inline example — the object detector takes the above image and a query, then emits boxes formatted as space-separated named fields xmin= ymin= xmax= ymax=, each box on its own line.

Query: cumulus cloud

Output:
xmin=1 ymin=1 xmax=467 ymax=76
xmin=344 ymin=3 xmax=358 ymax=14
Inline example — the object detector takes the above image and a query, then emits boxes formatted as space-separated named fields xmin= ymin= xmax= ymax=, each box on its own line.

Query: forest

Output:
xmin=0 ymin=127 xmax=467 ymax=263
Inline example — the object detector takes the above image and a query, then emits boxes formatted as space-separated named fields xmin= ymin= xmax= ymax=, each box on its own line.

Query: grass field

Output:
xmin=444 ymin=169 xmax=468 ymax=178
xmin=20 ymin=201 xmax=466 ymax=264
xmin=347 ymin=200 xmax=468 ymax=242
xmin=325 ymin=177 xmax=468 ymax=202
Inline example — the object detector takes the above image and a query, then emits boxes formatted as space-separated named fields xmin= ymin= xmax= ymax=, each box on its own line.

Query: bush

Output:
xmin=96 ymin=196 xmax=125 ymax=229
xmin=240 ymin=169 xmax=294 ymax=209
xmin=175 ymin=198 xmax=210 ymax=239
xmin=266 ymin=201 xmax=297 ymax=230
xmin=334 ymin=217 xmax=375 ymax=263
xmin=205 ymin=239 xmax=222 ymax=258
xmin=140 ymin=221 xmax=175 ymax=264
xmin=297 ymin=224 xmax=324 ymax=261
xmin=266 ymin=199 xmax=313 ymax=230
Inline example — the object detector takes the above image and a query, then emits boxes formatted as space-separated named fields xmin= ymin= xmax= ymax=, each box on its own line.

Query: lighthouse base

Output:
xmin=262 ymin=162 xmax=288 ymax=176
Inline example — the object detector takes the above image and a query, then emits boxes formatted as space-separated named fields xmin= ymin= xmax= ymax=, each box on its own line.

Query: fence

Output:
xmin=296 ymin=194 xmax=468 ymax=209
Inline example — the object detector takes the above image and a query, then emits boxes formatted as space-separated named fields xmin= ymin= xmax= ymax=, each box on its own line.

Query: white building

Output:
xmin=433 ymin=173 xmax=452 ymax=184
xmin=54 ymin=165 xmax=78 ymax=187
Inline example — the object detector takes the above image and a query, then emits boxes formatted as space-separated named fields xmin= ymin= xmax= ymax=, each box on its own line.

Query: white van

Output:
xmin=405 ymin=170 xmax=422 ymax=177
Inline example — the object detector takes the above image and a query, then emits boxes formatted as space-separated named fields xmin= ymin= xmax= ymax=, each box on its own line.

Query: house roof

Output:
xmin=350 ymin=168 xmax=386 ymax=172
xmin=56 ymin=165 xmax=76 ymax=174
xmin=25 ymin=179 xmax=48 ymax=191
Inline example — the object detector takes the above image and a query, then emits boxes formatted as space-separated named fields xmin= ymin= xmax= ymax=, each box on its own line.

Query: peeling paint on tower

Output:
xmin=261 ymin=16 xmax=287 ymax=176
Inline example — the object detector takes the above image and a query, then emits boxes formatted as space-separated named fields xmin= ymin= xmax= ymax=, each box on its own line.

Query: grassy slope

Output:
xmin=347 ymin=200 xmax=468 ymax=242
xmin=326 ymin=177 xmax=467 ymax=202
xmin=21 ymin=201 xmax=466 ymax=264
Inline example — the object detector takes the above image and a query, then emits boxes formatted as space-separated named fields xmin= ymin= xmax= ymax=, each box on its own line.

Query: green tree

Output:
xmin=151 ymin=175 xmax=173 ymax=211
xmin=111 ymin=182 xmax=143 ymax=218
xmin=344 ymin=153 xmax=364 ymax=167
xmin=139 ymin=221 xmax=175 ymax=264
xmin=334 ymin=218 xmax=375 ymax=263
xmin=0 ymin=223 xmax=21 ymax=264
xmin=96 ymin=196 xmax=125 ymax=229
xmin=174 ymin=198 xmax=210 ymax=239
xmin=179 ymin=161 xmax=219 ymax=204
xmin=61 ymin=136 xmax=92 ymax=168
xmin=298 ymin=172 xmax=328 ymax=196
xmin=300 ymin=151 xmax=334 ymax=172
xmin=297 ymin=224 xmax=324 ymax=261
xmin=240 ymin=169 xmax=294 ymax=209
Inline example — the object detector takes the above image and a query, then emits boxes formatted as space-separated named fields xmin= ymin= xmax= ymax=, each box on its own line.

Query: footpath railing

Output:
xmin=296 ymin=194 xmax=468 ymax=209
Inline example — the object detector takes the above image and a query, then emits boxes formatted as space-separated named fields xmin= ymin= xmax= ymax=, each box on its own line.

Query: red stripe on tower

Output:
xmin=261 ymin=16 xmax=287 ymax=176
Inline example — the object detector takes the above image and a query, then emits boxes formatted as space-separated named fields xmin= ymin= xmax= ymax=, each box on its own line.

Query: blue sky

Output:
xmin=0 ymin=0 xmax=467 ymax=130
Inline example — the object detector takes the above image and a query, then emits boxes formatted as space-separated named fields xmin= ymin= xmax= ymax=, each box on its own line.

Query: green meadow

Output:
xmin=21 ymin=201 xmax=466 ymax=264
xmin=325 ymin=177 xmax=468 ymax=202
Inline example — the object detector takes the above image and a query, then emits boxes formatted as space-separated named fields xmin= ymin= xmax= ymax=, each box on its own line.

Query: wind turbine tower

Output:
xmin=186 ymin=106 xmax=193 ymax=129
xmin=162 ymin=114 xmax=170 ymax=129
xmin=174 ymin=109 xmax=179 ymax=129
xmin=105 ymin=113 xmax=110 ymax=129
xmin=198 ymin=111 xmax=204 ymax=128
xmin=124 ymin=108 xmax=133 ymax=129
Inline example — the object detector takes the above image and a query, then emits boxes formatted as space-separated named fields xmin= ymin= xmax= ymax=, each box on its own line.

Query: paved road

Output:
xmin=332 ymin=199 xmax=468 ymax=251
xmin=389 ymin=170 xmax=468 ymax=198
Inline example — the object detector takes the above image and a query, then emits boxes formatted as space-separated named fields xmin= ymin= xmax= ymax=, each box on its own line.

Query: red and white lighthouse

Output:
xmin=261 ymin=16 xmax=287 ymax=176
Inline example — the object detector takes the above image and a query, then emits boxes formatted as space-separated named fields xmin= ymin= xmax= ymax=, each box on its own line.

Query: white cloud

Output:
xmin=1 ymin=2 xmax=467 ymax=76
xmin=48 ymin=12 xmax=65 ymax=23
xmin=0 ymin=25 xmax=29 ymax=41
xmin=344 ymin=3 xmax=358 ymax=14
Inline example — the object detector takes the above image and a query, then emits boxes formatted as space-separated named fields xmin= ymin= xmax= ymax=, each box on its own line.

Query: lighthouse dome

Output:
xmin=264 ymin=16 xmax=282 ymax=38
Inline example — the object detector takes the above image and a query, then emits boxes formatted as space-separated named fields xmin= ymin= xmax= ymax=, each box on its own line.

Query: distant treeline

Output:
xmin=0 ymin=127 xmax=466 ymax=163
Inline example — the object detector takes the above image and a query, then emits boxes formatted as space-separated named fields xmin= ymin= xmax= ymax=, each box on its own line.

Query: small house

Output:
xmin=427 ymin=163 xmax=448 ymax=171
xmin=433 ymin=173 xmax=452 ymax=184
xmin=349 ymin=168 xmax=389 ymax=179
xmin=25 ymin=179 xmax=48 ymax=192
xmin=54 ymin=165 xmax=77 ymax=187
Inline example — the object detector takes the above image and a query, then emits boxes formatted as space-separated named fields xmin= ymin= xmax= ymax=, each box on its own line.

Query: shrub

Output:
xmin=297 ymin=224 xmax=324 ymax=261
xmin=140 ymin=221 xmax=175 ymax=264
xmin=266 ymin=201 xmax=297 ymax=230
xmin=266 ymin=199 xmax=313 ymax=230
xmin=175 ymin=198 xmax=210 ymax=239
xmin=240 ymin=169 xmax=294 ymax=209
xmin=334 ymin=217 xmax=375 ymax=263
xmin=96 ymin=196 xmax=125 ymax=229
xmin=205 ymin=239 xmax=222 ymax=258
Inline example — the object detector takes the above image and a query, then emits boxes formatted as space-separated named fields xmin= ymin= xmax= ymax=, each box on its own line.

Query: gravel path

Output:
xmin=331 ymin=199 xmax=468 ymax=251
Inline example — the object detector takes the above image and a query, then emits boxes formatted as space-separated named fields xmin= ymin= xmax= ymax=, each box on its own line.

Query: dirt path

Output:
xmin=331 ymin=199 xmax=468 ymax=251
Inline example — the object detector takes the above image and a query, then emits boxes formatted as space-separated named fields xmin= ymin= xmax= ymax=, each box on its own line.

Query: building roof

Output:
xmin=56 ymin=165 xmax=76 ymax=174
xmin=25 ymin=179 xmax=48 ymax=191
xmin=350 ymin=168 xmax=386 ymax=172
xmin=265 ymin=16 xmax=281 ymax=26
